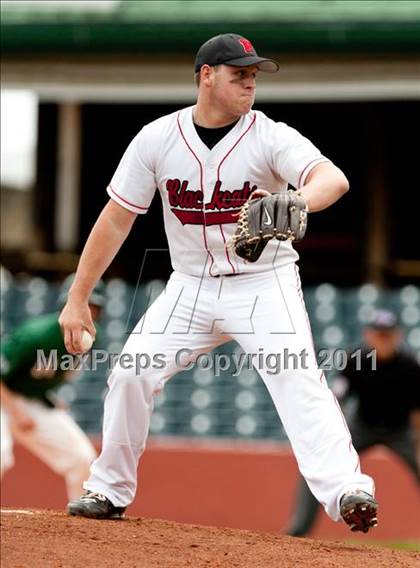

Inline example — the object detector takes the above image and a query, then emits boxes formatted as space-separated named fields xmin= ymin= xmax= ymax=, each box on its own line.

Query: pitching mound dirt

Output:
xmin=1 ymin=509 xmax=418 ymax=568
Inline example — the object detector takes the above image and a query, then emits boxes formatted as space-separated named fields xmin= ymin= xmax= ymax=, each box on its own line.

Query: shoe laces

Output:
xmin=80 ymin=492 xmax=108 ymax=503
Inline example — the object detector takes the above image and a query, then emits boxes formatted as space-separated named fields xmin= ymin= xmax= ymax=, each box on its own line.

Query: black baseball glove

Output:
xmin=228 ymin=191 xmax=308 ymax=263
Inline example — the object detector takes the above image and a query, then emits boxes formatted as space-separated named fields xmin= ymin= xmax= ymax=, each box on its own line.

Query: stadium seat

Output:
xmin=3 ymin=277 xmax=59 ymax=327
xmin=2 ymin=278 xmax=418 ymax=439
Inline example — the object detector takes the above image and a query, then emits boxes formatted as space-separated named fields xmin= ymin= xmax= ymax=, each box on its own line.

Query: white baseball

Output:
xmin=80 ymin=330 xmax=94 ymax=352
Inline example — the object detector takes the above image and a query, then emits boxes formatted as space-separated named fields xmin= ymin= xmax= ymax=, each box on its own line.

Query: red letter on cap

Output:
xmin=239 ymin=38 xmax=254 ymax=53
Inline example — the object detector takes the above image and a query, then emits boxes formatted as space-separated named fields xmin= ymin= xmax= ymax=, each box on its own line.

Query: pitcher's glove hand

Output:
xmin=228 ymin=191 xmax=308 ymax=263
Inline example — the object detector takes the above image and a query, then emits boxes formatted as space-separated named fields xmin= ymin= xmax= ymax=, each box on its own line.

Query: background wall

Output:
xmin=2 ymin=440 xmax=419 ymax=540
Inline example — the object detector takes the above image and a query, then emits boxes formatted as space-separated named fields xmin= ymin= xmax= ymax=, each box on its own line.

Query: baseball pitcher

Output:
xmin=61 ymin=34 xmax=378 ymax=533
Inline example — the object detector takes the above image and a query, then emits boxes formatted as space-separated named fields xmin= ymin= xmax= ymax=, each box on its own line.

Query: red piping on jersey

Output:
xmin=218 ymin=225 xmax=236 ymax=274
xmin=298 ymin=158 xmax=327 ymax=188
xmin=177 ymin=112 xmax=215 ymax=276
xmin=201 ymin=225 xmax=215 ymax=275
xmin=176 ymin=113 xmax=204 ymax=194
xmin=216 ymin=112 xmax=256 ymax=180
xmin=108 ymin=185 xmax=148 ymax=212
xmin=216 ymin=113 xmax=256 ymax=274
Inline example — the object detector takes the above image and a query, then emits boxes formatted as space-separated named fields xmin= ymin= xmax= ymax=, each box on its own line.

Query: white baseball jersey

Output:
xmin=107 ymin=106 xmax=330 ymax=277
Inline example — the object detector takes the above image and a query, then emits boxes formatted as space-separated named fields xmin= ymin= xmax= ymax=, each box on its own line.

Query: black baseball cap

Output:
xmin=368 ymin=310 xmax=399 ymax=331
xmin=195 ymin=33 xmax=279 ymax=74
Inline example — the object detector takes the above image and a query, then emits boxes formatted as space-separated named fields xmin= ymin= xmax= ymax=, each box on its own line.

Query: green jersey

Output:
xmin=1 ymin=313 xmax=70 ymax=405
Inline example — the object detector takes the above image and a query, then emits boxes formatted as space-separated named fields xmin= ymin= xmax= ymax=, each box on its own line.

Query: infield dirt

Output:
xmin=1 ymin=509 xmax=419 ymax=567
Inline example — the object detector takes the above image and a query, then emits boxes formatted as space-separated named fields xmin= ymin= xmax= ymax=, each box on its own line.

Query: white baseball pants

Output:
xmin=85 ymin=264 xmax=374 ymax=521
xmin=1 ymin=397 xmax=96 ymax=500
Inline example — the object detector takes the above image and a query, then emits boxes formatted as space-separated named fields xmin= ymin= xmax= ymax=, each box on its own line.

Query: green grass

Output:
xmin=348 ymin=539 xmax=420 ymax=552
xmin=380 ymin=541 xmax=420 ymax=552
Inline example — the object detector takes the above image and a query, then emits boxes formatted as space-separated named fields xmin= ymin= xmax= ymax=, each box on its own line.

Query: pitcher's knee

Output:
xmin=108 ymin=364 xmax=165 ymax=402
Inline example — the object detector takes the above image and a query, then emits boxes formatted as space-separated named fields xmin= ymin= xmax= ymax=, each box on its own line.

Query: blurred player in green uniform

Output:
xmin=1 ymin=276 xmax=105 ymax=500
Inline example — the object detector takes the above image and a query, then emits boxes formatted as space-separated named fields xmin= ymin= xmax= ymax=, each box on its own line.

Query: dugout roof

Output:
xmin=2 ymin=0 xmax=420 ymax=54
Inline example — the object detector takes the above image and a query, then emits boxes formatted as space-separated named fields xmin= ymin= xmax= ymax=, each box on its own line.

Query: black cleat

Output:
xmin=67 ymin=491 xmax=126 ymax=520
xmin=340 ymin=490 xmax=378 ymax=533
